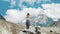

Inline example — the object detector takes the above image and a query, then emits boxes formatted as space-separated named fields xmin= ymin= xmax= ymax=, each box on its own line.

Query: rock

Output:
xmin=0 ymin=20 xmax=25 ymax=34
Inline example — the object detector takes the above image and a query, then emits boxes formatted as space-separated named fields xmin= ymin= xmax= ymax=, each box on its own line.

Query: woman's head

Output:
xmin=27 ymin=13 xmax=30 ymax=16
xmin=26 ymin=13 xmax=30 ymax=17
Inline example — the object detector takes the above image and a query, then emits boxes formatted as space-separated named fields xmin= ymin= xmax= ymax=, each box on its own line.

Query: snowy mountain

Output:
xmin=30 ymin=12 xmax=54 ymax=27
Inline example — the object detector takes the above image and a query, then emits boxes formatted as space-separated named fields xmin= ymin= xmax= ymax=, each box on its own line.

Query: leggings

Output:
xmin=26 ymin=20 xmax=30 ymax=29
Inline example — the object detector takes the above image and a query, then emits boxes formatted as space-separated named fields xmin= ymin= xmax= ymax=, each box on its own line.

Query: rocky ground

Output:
xmin=0 ymin=20 xmax=26 ymax=34
xmin=0 ymin=20 xmax=60 ymax=34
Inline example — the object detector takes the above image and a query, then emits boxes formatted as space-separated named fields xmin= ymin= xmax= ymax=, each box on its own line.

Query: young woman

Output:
xmin=26 ymin=13 xmax=30 ymax=29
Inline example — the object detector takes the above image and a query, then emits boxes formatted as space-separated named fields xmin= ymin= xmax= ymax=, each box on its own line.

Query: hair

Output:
xmin=50 ymin=30 xmax=53 ymax=32
xmin=27 ymin=13 xmax=30 ymax=15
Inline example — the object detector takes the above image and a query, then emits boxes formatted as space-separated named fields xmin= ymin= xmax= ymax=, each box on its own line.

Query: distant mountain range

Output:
xmin=0 ymin=14 xmax=60 ymax=27
xmin=30 ymin=12 xmax=60 ymax=27
xmin=30 ymin=13 xmax=54 ymax=27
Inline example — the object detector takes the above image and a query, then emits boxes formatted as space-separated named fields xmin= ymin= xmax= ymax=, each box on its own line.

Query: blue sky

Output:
xmin=0 ymin=0 xmax=60 ymax=23
xmin=0 ymin=0 xmax=60 ymax=15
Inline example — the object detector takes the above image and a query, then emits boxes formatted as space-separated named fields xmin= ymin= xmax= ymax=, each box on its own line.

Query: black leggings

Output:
xmin=26 ymin=20 xmax=30 ymax=29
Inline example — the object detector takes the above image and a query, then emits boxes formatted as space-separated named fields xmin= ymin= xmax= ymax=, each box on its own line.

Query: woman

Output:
xmin=26 ymin=13 xmax=30 ymax=29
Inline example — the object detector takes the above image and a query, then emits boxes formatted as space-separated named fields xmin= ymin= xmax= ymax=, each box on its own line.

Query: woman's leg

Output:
xmin=26 ymin=20 xmax=30 ymax=29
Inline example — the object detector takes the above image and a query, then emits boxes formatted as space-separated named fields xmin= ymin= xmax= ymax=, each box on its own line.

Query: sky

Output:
xmin=0 ymin=0 xmax=60 ymax=23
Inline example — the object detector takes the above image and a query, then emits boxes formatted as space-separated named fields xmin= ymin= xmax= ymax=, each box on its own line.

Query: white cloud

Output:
xmin=9 ymin=0 xmax=37 ymax=8
xmin=42 ymin=3 xmax=60 ymax=21
xmin=10 ymin=0 xmax=16 ymax=7
xmin=18 ymin=0 xmax=37 ymax=8
xmin=17 ymin=0 xmax=51 ymax=7
xmin=24 ymin=0 xmax=36 ymax=5
xmin=4 ymin=9 xmax=21 ymax=23
xmin=36 ymin=0 xmax=42 ymax=3
xmin=3 ymin=0 xmax=52 ymax=8
xmin=3 ymin=0 xmax=16 ymax=8
xmin=4 ymin=8 xmax=43 ymax=23
xmin=4 ymin=3 xmax=60 ymax=23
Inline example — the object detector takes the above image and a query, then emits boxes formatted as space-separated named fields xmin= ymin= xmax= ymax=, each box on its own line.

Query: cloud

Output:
xmin=23 ymin=0 xmax=36 ymax=5
xmin=36 ymin=0 xmax=42 ymax=3
xmin=4 ymin=9 xmax=20 ymax=23
xmin=10 ymin=0 xmax=16 ymax=7
xmin=17 ymin=0 xmax=52 ymax=8
xmin=42 ymin=3 xmax=60 ymax=21
xmin=3 ymin=0 xmax=60 ymax=22
xmin=3 ymin=0 xmax=52 ymax=8
xmin=17 ymin=0 xmax=39 ymax=8
xmin=4 ymin=8 xmax=43 ymax=23
xmin=4 ymin=3 xmax=60 ymax=23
